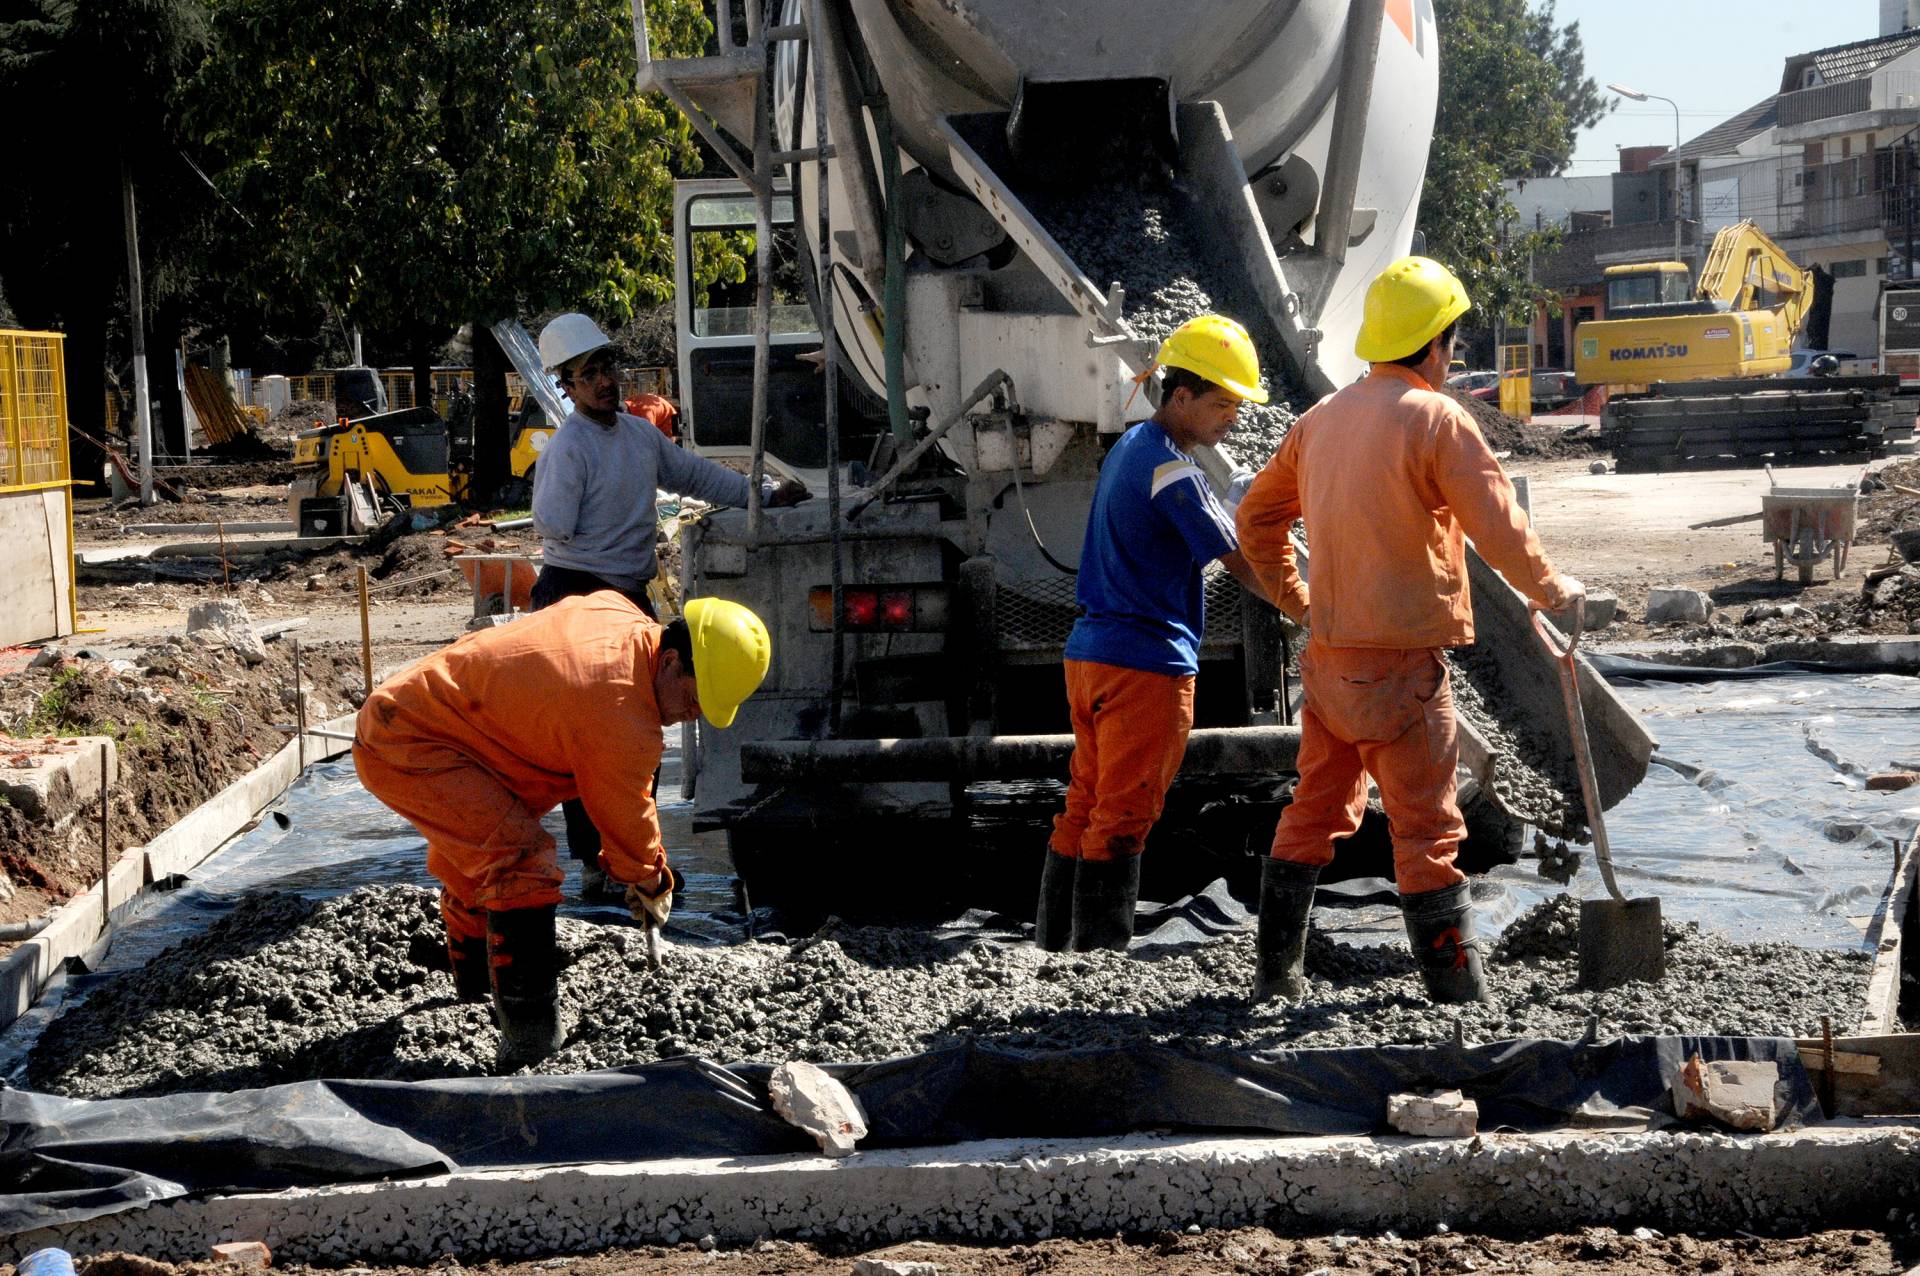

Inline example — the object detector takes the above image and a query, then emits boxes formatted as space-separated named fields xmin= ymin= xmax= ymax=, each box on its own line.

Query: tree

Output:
xmin=186 ymin=0 xmax=710 ymax=495
xmin=1422 ymin=0 xmax=1609 ymax=337
xmin=0 ymin=0 xmax=212 ymax=483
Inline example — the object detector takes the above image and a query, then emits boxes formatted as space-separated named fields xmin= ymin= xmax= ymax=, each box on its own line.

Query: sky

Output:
xmin=1564 ymin=0 xmax=1885 ymax=176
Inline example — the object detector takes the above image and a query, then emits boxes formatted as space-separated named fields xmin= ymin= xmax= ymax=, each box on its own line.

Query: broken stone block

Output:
xmin=1671 ymin=1054 xmax=1778 ymax=1131
xmin=1386 ymin=1089 xmax=1479 ymax=1138
xmin=851 ymin=1261 xmax=939 ymax=1276
xmin=1645 ymin=588 xmax=1712 ymax=625
xmin=1865 ymin=771 xmax=1920 ymax=792
xmin=770 ymin=1060 xmax=868 ymax=1157
xmin=1549 ymin=590 xmax=1618 ymax=634
xmin=187 ymin=600 xmax=267 ymax=665
xmin=210 ymin=1241 xmax=272 ymax=1268
xmin=28 ymin=646 xmax=64 ymax=669
xmin=1743 ymin=602 xmax=1809 ymax=624
xmin=0 ymin=737 xmax=118 ymax=822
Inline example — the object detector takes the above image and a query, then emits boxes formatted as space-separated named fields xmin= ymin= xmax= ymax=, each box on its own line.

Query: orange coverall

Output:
xmin=354 ymin=593 xmax=671 ymax=945
xmin=1236 ymin=363 xmax=1567 ymax=892
xmin=1049 ymin=660 xmax=1195 ymax=862
xmin=625 ymin=393 xmax=678 ymax=441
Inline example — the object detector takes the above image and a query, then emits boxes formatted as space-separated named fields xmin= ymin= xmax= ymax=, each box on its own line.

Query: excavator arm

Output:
xmin=1695 ymin=219 xmax=1813 ymax=337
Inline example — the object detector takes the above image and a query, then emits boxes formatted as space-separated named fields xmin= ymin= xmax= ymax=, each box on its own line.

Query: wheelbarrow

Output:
xmin=1761 ymin=465 xmax=1859 ymax=585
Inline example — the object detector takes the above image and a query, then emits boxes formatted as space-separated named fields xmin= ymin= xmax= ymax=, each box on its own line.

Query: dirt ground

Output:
xmin=48 ymin=1226 xmax=1920 ymax=1275
xmin=1518 ymin=454 xmax=1920 ymax=645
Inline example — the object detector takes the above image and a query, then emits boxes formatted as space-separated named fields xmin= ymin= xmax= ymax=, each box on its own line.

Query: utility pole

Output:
xmin=120 ymin=160 xmax=154 ymax=506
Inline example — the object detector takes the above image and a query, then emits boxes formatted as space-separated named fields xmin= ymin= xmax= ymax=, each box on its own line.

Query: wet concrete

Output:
xmin=24 ymin=887 xmax=1869 ymax=1099
xmin=1031 ymin=177 xmax=1299 ymax=463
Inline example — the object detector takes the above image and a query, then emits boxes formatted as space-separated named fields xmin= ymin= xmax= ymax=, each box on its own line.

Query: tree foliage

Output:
xmin=186 ymin=0 xmax=712 ymax=341
xmin=1422 ymin=0 xmax=1609 ymax=329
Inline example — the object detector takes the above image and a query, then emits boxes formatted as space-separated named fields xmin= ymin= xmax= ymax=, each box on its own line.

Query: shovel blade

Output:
xmin=1578 ymin=897 xmax=1665 ymax=991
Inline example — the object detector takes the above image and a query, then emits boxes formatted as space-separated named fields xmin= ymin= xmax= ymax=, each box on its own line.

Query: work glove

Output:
xmin=626 ymin=864 xmax=685 ymax=928
xmin=763 ymin=476 xmax=812 ymax=508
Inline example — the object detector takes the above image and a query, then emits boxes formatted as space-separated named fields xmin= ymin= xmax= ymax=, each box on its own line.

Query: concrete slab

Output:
xmin=76 ymin=535 xmax=363 ymax=568
xmin=12 ymin=1126 xmax=1919 ymax=1262
xmin=0 ymin=737 xmax=117 ymax=822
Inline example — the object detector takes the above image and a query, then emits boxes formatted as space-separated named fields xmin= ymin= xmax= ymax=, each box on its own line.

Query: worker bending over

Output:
xmin=354 ymin=594 xmax=771 ymax=1063
xmin=1037 ymin=314 xmax=1274 ymax=953
xmin=530 ymin=313 xmax=805 ymax=900
xmin=1236 ymin=257 xmax=1581 ymax=1005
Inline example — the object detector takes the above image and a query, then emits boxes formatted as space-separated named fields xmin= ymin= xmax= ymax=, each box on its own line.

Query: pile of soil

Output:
xmin=0 ymin=634 xmax=366 ymax=931
xmin=26 ymin=886 xmax=1871 ymax=1098
xmin=1860 ymin=457 xmax=1920 ymax=544
xmin=75 ymin=490 xmax=285 ymax=533
xmin=156 ymin=458 xmax=295 ymax=490
xmin=272 ymin=523 xmax=540 ymax=603
xmin=1445 ymin=388 xmax=1597 ymax=458
xmin=45 ymin=1228 xmax=1916 ymax=1275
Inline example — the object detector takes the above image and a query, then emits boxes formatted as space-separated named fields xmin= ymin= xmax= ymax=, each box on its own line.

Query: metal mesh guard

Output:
xmin=995 ymin=568 xmax=1243 ymax=652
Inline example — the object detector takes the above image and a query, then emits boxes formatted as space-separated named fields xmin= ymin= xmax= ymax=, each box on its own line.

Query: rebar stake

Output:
xmin=99 ymin=741 xmax=110 ymax=933
xmin=357 ymin=566 xmax=374 ymax=695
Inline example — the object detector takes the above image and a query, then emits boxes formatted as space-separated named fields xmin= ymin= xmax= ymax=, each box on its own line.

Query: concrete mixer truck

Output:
xmin=628 ymin=0 xmax=1653 ymax=911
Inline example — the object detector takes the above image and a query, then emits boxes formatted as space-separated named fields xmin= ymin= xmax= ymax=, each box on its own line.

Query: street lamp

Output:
xmin=1609 ymin=82 xmax=1686 ymax=263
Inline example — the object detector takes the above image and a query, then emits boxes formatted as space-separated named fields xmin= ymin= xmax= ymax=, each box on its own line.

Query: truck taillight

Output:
xmin=808 ymin=584 xmax=948 ymax=632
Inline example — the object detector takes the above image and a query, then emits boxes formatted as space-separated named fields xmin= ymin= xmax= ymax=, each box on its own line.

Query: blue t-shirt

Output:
xmin=1064 ymin=420 xmax=1239 ymax=675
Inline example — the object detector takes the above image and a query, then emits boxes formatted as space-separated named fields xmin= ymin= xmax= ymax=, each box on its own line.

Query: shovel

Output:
xmin=1530 ymin=598 xmax=1665 ymax=991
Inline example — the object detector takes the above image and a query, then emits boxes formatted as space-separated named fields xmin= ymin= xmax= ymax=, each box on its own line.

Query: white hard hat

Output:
xmin=538 ymin=313 xmax=613 ymax=373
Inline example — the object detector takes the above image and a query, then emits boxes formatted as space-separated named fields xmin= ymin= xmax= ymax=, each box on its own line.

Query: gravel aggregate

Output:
xmin=26 ymin=886 xmax=1872 ymax=1099
xmin=1029 ymin=177 xmax=1299 ymax=463
xmin=1446 ymin=644 xmax=1588 ymax=836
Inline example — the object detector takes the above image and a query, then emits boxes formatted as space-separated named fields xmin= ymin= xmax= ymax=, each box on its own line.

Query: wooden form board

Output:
xmin=0 ymin=488 xmax=72 ymax=645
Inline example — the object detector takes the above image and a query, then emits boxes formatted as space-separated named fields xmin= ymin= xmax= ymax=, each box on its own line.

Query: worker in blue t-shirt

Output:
xmin=1036 ymin=314 xmax=1276 ymax=953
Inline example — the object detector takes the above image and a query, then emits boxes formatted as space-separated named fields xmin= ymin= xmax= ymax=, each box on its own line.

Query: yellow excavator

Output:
xmin=1572 ymin=220 xmax=1905 ymax=470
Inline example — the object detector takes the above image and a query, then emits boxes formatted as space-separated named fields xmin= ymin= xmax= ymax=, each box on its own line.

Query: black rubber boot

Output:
xmin=1070 ymin=855 xmax=1142 ymax=953
xmin=486 ymin=905 xmax=567 ymax=1064
xmin=1253 ymin=858 xmax=1320 ymax=1003
xmin=1034 ymin=851 xmax=1077 ymax=952
xmin=448 ymin=930 xmax=491 ymax=1003
xmin=1400 ymin=881 xmax=1489 ymax=1005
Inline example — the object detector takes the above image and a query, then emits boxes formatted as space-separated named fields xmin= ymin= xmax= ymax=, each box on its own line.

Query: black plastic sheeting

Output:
xmin=1 ymin=1034 xmax=1821 ymax=1235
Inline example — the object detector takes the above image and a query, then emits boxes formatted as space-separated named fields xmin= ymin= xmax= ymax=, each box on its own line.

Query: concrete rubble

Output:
xmin=1386 ymin=1090 xmax=1478 ymax=1138
xmin=0 ymin=736 xmax=117 ymax=822
xmin=1671 ymin=1055 xmax=1779 ymax=1132
xmin=25 ymin=888 xmax=1873 ymax=1098
xmin=770 ymin=1061 xmax=869 ymax=1157
xmin=208 ymin=1242 xmax=271 ymax=1268
xmin=186 ymin=600 xmax=267 ymax=666
xmin=1645 ymin=588 xmax=1713 ymax=625
xmin=850 ymin=1261 xmax=939 ymax=1276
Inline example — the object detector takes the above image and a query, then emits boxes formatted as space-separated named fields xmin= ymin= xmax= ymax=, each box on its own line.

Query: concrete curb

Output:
xmin=1596 ymin=635 xmax=1920 ymax=673
xmin=0 ymin=712 xmax=357 ymax=1033
xmin=11 ymin=1126 xmax=1920 ymax=1260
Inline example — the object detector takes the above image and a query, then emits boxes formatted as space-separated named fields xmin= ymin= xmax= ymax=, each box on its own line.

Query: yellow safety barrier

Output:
xmin=1498 ymin=342 xmax=1532 ymax=422
xmin=0 ymin=330 xmax=71 ymax=493
xmin=0 ymin=328 xmax=76 ymax=640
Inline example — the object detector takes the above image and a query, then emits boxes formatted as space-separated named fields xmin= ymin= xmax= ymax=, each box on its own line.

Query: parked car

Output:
xmin=1447 ymin=370 xmax=1499 ymax=394
xmin=1529 ymin=370 xmax=1581 ymax=410
xmin=1787 ymin=349 xmax=1859 ymax=377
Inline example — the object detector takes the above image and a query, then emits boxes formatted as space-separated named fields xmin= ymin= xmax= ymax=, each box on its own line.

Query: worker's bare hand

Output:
xmin=765 ymin=476 xmax=811 ymax=508
xmin=1538 ymin=574 xmax=1584 ymax=611
xmin=625 ymin=864 xmax=685 ymax=927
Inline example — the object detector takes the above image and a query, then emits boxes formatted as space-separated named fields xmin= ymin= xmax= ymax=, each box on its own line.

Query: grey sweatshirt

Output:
xmin=532 ymin=408 xmax=760 ymax=590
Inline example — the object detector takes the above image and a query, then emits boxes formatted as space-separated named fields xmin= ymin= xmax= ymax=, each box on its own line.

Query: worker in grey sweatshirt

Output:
xmin=530 ymin=312 xmax=808 ymax=898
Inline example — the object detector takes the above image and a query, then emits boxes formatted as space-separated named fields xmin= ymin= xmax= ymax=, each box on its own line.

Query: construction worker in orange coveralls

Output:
xmin=1034 ymin=314 xmax=1275 ymax=954
xmin=1235 ymin=257 xmax=1582 ymax=1005
xmin=354 ymin=594 xmax=771 ymax=1062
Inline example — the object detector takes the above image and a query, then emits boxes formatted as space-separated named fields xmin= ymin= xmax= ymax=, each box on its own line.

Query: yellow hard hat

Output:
xmin=1354 ymin=256 xmax=1471 ymax=363
xmin=684 ymin=597 xmax=771 ymax=729
xmin=1155 ymin=314 xmax=1269 ymax=404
